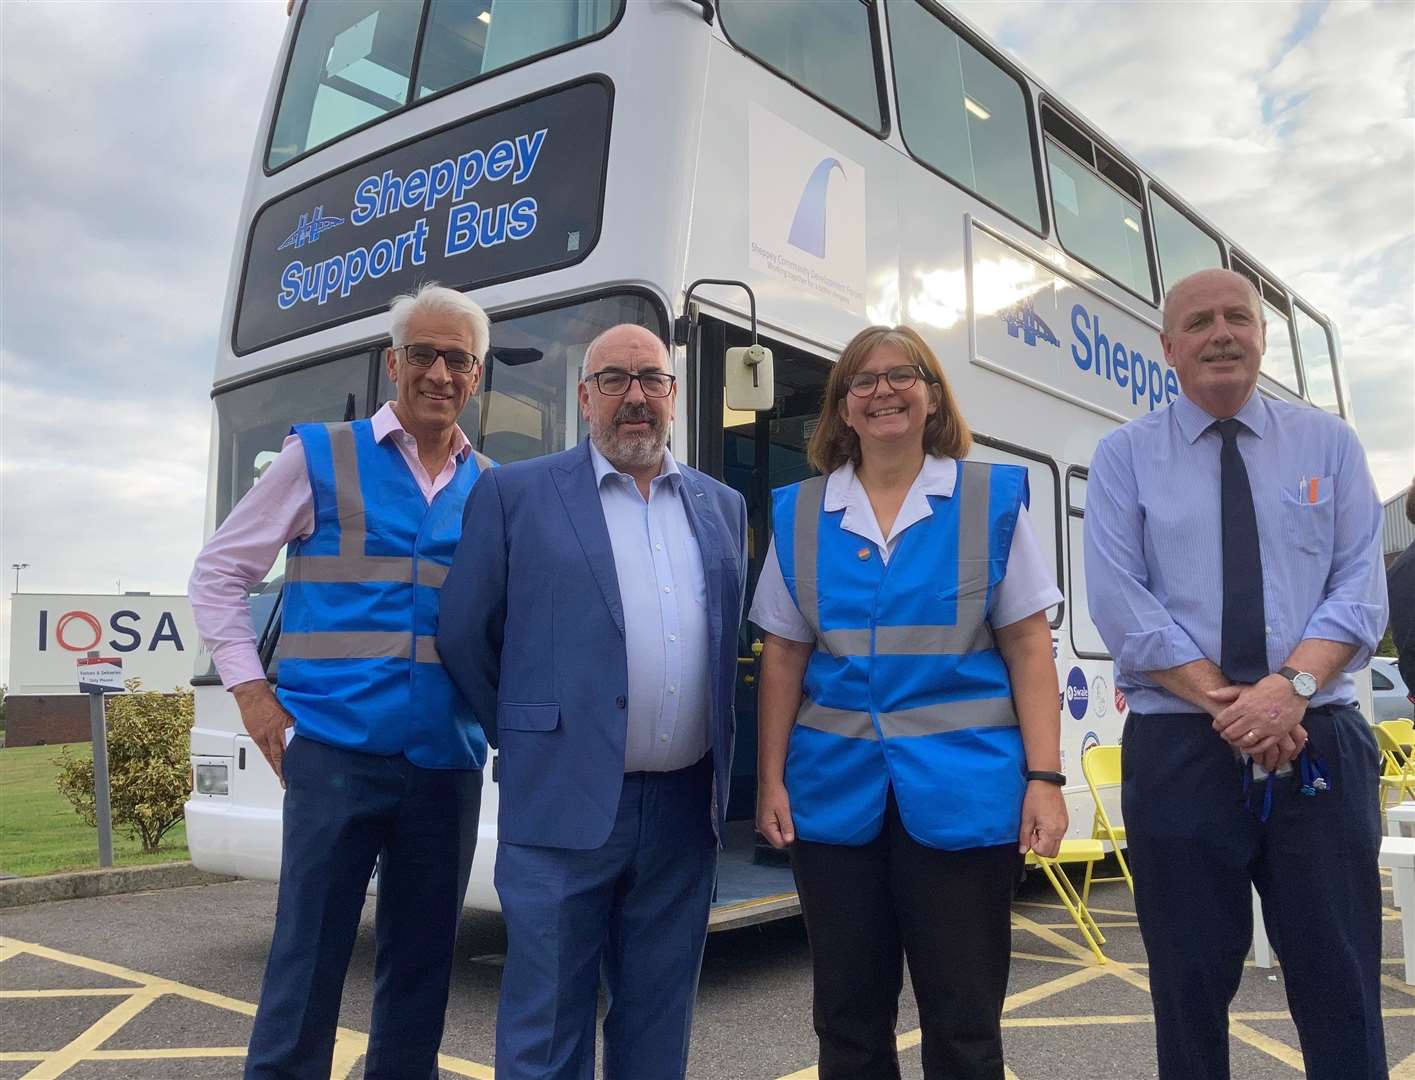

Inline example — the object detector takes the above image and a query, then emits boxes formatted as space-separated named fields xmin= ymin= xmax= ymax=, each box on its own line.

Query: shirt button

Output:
xmin=668 ymin=685 xmax=677 ymax=694
xmin=669 ymin=634 xmax=677 ymax=642
xmin=660 ymin=734 xmax=669 ymax=743
xmin=655 ymin=544 xmax=663 ymax=551
xmin=1265 ymin=625 xmax=1273 ymax=634
xmin=663 ymin=585 xmax=671 ymax=593
xmin=615 ymin=695 xmax=626 ymax=708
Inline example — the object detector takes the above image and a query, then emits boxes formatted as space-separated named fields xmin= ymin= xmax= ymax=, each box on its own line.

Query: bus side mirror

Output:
xmin=724 ymin=344 xmax=774 ymax=412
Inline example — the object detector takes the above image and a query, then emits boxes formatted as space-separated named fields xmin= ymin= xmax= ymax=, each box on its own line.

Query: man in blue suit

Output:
xmin=439 ymin=323 xmax=747 ymax=1080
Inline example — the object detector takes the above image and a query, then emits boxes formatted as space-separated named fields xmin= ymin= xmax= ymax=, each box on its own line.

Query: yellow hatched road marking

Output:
xmin=21 ymin=990 xmax=160 ymax=1080
xmin=0 ymin=936 xmax=495 ymax=1079
xmin=1385 ymin=973 xmax=1415 ymax=997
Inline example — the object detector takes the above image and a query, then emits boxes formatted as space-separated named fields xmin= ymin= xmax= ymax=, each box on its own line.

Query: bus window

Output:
xmin=200 ymin=350 xmax=376 ymax=681
xmin=886 ymin=0 xmax=1042 ymax=233
xmin=416 ymin=0 xmax=623 ymax=100
xmin=269 ymin=1 xmax=423 ymax=169
xmin=1293 ymin=304 xmax=1341 ymax=413
xmin=211 ymin=351 xmax=376 ymax=530
xmin=1065 ymin=471 xmax=1110 ymax=659
xmin=1260 ymin=300 xmax=1300 ymax=394
xmin=1042 ymin=105 xmax=1154 ymax=301
xmin=718 ymin=0 xmax=885 ymax=132
xmin=969 ymin=439 xmax=1063 ymax=629
xmin=1150 ymin=187 xmax=1224 ymax=295
xmin=376 ymin=291 xmax=666 ymax=465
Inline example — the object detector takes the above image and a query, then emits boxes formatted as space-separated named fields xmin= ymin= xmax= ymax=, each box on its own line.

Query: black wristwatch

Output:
xmin=1278 ymin=666 xmax=1319 ymax=700
xmin=1025 ymin=770 xmax=1067 ymax=786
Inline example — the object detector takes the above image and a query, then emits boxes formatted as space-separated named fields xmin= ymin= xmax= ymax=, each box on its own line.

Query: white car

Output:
xmin=1371 ymin=657 xmax=1413 ymax=724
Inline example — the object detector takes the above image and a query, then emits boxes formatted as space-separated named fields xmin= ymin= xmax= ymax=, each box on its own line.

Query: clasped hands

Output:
xmin=1206 ymin=674 xmax=1308 ymax=771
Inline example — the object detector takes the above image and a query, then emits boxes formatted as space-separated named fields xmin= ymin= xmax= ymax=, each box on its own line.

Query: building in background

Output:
xmin=5 ymin=593 xmax=197 ymax=747
xmin=1384 ymin=484 xmax=1415 ymax=569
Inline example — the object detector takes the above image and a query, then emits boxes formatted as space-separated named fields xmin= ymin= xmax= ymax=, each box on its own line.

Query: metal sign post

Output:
xmin=77 ymin=651 xmax=123 ymax=867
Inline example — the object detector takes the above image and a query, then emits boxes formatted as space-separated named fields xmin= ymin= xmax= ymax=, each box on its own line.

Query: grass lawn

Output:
xmin=0 ymin=743 xmax=189 ymax=877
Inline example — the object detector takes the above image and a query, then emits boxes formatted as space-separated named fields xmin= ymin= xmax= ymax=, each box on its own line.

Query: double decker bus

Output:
xmin=187 ymin=0 xmax=1354 ymax=929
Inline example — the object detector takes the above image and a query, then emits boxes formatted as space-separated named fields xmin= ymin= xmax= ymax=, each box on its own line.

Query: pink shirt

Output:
xmin=188 ymin=403 xmax=471 ymax=690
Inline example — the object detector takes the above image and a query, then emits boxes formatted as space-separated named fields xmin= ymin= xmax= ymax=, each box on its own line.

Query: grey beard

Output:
xmin=590 ymin=416 xmax=667 ymax=472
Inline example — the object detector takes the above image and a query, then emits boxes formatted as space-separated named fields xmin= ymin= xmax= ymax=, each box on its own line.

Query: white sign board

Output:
xmin=969 ymin=224 xmax=1177 ymax=422
xmin=77 ymin=655 xmax=125 ymax=694
xmin=8 ymin=593 xmax=197 ymax=695
xmin=748 ymin=104 xmax=867 ymax=316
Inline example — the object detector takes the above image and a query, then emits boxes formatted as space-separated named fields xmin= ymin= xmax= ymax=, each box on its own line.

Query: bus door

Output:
xmin=693 ymin=314 xmax=831 ymax=929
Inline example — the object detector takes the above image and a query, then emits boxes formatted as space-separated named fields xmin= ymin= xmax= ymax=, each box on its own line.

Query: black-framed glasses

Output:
xmin=846 ymin=364 xmax=932 ymax=397
xmin=587 ymin=369 xmax=677 ymax=398
xmin=397 ymin=344 xmax=480 ymax=374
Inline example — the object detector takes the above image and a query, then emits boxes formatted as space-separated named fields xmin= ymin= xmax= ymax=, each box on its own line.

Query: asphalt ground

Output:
xmin=1 ymin=865 xmax=1412 ymax=1079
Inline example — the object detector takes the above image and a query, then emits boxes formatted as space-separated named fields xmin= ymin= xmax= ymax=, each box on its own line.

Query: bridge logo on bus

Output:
xmin=788 ymin=157 xmax=845 ymax=258
xmin=277 ymin=205 xmax=345 ymax=251
xmin=999 ymin=297 xmax=1060 ymax=348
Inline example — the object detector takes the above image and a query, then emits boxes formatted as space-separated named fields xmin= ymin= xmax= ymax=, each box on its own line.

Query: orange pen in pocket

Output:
xmin=1307 ymin=476 xmax=1319 ymax=504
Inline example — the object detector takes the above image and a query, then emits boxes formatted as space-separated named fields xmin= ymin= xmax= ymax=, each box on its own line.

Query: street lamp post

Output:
xmin=10 ymin=563 xmax=29 ymax=593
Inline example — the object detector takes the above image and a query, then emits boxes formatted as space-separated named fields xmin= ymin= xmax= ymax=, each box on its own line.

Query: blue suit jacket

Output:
xmin=438 ymin=439 xmax=748 ymax=850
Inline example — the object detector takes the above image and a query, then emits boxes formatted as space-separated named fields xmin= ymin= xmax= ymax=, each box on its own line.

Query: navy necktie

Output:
xmin=1214 ymin=418 xmax=1267 ymax=684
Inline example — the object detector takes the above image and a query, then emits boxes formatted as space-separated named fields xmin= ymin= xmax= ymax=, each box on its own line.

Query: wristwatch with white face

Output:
xmin=1279 ymin=666 xmax=1318 ymax=700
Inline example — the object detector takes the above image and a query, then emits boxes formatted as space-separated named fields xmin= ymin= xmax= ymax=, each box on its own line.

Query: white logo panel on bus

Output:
xmin=747 ymin=104 xmax=866 ymax=316
xmin=970 ymin=228 xmax=1178 ymax=419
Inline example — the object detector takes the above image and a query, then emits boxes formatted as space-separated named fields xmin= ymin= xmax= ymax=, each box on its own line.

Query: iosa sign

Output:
xmin=38 ymin=607 xmax=186 ymax=653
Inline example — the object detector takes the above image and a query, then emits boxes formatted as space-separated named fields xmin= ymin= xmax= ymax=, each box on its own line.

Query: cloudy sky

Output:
xmin=1 ymin=0 xmax=1412 ymax=679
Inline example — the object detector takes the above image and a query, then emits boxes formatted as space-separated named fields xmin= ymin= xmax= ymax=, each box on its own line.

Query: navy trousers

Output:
xmin=1122 ymin=705 xmax=1387 ymax=1080
xmin=493 ymin=755 xmax=717 ymax=1080
xmin=245 ymin=735 xmax=482 ymax=1080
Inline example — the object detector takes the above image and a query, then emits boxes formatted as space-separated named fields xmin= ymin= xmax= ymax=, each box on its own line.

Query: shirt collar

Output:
xmin=1172 ymin=390 xmax=1268 ymax=445
xmin=823 ymin=453 xmax=956 ymax=511
xmin=372 ymin=401 xmax=472 ymax=461
xmin=588 ymin=438 xmax=679 ymax=489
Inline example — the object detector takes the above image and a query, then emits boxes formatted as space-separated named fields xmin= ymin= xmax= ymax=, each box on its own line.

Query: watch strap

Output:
xmin=1025 ymin=770 xmax=1067 ymax=786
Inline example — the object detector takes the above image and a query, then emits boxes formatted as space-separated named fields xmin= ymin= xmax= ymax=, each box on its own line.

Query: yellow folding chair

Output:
xmin=1376 ymin=722 xmax=1415 ymax=813
xmin=1081 ymin=744 xmax=1133 ymax=904
xmin=1025 ymin=841 xmax=1109 ymax=964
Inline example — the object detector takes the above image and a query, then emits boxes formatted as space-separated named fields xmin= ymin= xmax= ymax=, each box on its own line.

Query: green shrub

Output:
xmin=54 ymin=680 xmax=193 ymax=853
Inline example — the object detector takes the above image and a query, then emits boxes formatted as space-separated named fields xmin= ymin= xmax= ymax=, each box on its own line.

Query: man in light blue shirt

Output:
xmin=1085 ymin=268 xmax=1388 ymax=1080
xmin=439 ymin=323 xmax=747 ymax=1080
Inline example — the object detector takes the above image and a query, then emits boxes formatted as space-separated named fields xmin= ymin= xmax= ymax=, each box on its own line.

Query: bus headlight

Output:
xmin=194 ymin=762 xmax=229 ymax=796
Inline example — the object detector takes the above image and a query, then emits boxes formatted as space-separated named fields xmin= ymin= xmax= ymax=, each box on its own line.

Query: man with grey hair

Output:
xmin=439 ymin=323 xmax=748 ymax=1079
xmin=190 ymin=283 xmax=493 ymax=1079
xmin=1085 ymin=267 xmax=1388 ymax=1079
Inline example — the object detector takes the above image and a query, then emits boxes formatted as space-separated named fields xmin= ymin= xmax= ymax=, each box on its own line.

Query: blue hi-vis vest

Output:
xmin=774 ymin=460 xmax=1029 ymax=850
xmin=276 ymin=419 xmax=491 ymax=769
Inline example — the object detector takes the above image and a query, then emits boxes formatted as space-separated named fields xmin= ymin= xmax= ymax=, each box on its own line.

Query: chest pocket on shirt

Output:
xmin=1280 ymin=475 xmax=1334 ymax=557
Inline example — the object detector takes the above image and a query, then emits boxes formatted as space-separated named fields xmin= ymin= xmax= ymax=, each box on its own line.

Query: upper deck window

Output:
xmin=1151 ymin=187 xmax=1224 ymax=294
xmin=1042 ymin=104 xmax=1155 ymax=301
xmin=269 ymin=0 xmax=622 ymax=171
xmin=886 ymin=0 xmax=1042 ymax=232
xmin=1293 ymin=304 xmax=1341 ymax=413
xmin=417 ymin=0 xmax=620 ymax=100
xmin=718 ymin=0 xmax=885 ymax=132
xmin=1232 ymin=255 xmax=1300 ymax=393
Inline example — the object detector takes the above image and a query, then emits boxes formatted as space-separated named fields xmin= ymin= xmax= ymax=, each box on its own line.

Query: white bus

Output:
xmin=187 ymin=0 xmax=1354 ymax=929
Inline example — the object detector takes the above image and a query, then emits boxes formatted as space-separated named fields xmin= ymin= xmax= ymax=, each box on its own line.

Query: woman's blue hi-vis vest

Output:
xmin=276 ymin=419 xmax=490 ymax=769
xmin=774 ymin=460 xmax=1029 ymax=849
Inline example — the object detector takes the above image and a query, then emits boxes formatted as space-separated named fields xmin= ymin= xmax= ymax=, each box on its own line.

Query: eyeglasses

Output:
xmin=396 ymin=344 xmax=480 ymax=374
xmin=846 ymin=364 xmax=932 ymax=397
xmin=588 ymin=370 xmax=677 ymax=398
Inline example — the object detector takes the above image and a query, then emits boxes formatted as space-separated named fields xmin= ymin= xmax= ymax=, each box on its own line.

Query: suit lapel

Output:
xmin=552 ymin=442 xmax=625 ymax=637
xmin=677 ymin=470 xmax=726 ymax=653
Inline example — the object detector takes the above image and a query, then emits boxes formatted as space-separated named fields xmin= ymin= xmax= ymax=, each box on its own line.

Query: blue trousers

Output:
xmin=493 ymin=755 xmax=717 ymax=1080
xmin=245 ymin=735 xmax=482 ymax=1080
xmin=1122 ymin=705 xmax=1387 ymax=1080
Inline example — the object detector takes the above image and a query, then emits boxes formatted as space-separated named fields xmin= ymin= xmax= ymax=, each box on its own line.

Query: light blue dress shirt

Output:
xmin=1084 ymin=391 xmax=1388 ymax=715
xmin=589 ymin=441 xmax=711 ymax=772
